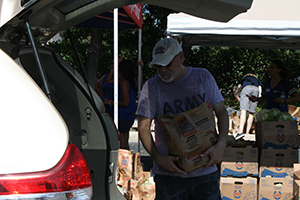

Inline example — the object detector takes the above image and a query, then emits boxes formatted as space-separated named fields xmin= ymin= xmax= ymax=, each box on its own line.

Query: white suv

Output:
xmin=0 ymin=0 xmax=252 ymax=199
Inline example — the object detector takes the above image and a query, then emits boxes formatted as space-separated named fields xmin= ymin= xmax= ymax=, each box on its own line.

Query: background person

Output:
xmin=234 ymin=72 xmax=262 ymax=140
xmin=95 ymin=58 xmax=142 ymax=150
xmin=95 ymin=56 xmax=123 ymax=97
xmin=251 ymin=60 xmax=300 ymax=112
xmin=136 ymin=38 xmax=229 ymax=200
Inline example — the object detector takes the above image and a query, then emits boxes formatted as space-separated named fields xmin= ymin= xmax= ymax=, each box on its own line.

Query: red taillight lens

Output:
xmin=0 ymin=144 xmax=92 ymax=195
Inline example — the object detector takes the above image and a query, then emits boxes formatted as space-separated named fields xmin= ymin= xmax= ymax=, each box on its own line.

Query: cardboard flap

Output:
xmin=259 ymin=177 xmax=293 ymax=192
xmin=259 ymin=166 xmax=294 ymax=178
xmin=223 ymin=146 xmax=258 ymax=162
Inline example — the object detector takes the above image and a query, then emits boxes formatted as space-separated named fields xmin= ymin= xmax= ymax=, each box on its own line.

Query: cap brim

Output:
xmin=149 ymin=54 xmax=175 ymax=68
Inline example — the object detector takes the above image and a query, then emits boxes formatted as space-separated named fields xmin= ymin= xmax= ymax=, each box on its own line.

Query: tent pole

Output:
xmin=138 ymin=28 xmax=142 ymax=94
xmin=137 ymin=28 xmax=142 ymax=153
xmin=114 ymin=8 xmax=119 ymax=130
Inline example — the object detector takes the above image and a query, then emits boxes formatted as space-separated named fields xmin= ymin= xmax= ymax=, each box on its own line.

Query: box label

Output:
xmin=221 ymin=161 xmax=258 ymax=177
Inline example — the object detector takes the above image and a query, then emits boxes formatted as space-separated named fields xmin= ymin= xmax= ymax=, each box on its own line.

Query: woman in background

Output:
xmin=251 ymin=60 xmax=300 ymax=112
xmin=95 ymin=58 xmax=142 ymax=149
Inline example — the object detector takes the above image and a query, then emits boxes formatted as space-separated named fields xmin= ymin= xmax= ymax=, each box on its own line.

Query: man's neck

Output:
xmin=175 ymin=66 xmax=188 ymax=81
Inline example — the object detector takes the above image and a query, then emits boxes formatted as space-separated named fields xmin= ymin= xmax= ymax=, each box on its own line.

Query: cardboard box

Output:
xmin=223 ymin=146 xmax=258 ymax=162
xmin=259 ymin=148 xmax=296 ymax=178
xmin=221 ymin=146 xmax=258 ymax=177
xmin=293 ymin=180 xmax=300 ymax=200
xmin=158 ymin=101 xmax=218 ymax=172
xmin=221 ymin=161 xmax=258 ymax=177
xmin=289 ymin=105 xmax=300 ymax=123
xmin=260 ymin=148 xmax=298 ymax=167
xmin=229 ymin=111 xmax=240 ymax=135
xmin=260 ymin=166 xmax=294 ymax=178
xmin=220 ymin=177 xmax=257 ymax=199
xmin=294 ymin=163 xmax=300 ymax=180
xmin=293 ymin=164 xmax=300 ymax=200
xmin=259 ymin=177 xmax=293 ymax=200
xmin=256 ymin=121 xmax=299 ymax=149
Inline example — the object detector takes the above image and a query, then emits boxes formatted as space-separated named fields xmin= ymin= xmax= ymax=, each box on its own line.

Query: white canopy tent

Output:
xmin=167 ymin=0 xmax=300 ymax=49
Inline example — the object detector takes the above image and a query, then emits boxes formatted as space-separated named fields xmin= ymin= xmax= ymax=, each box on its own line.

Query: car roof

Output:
xmin=0 ymin=0 xmax=253 ymax=44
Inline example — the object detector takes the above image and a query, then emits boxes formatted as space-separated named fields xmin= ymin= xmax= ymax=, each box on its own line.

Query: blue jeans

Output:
xmin=154 ymin=171 xmax=221 ymax=200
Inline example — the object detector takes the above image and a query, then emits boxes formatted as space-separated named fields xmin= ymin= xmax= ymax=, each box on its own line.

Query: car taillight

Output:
xmin=0 ymin=144 xmax=92 ymax=199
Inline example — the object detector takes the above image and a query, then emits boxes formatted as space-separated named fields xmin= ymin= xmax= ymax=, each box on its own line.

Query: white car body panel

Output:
xmin=0 ymin=49 xmax=68 ymax=174
xmin=0 ymin=0 xmax=23 ymax=27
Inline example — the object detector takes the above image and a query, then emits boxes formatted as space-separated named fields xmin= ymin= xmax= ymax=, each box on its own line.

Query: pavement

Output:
xmin=129 ymin=130 xmax=151 ymax=156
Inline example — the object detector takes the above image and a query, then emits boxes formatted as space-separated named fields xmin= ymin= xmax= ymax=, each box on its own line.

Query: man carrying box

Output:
xmin=136 ymin=38 xmax=229 ymax=200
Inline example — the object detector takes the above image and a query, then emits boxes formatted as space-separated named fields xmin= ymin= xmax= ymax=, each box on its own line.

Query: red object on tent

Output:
xmin=123 ymin=4 xmax=143 ymax=28
xmin=76 ymin=4 xmax=142 ymax=29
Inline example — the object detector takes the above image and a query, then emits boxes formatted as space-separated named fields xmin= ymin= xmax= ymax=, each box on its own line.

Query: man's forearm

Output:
xmin=138 ymin=129 xmax=161 ymax=161
xmin=138 ymin=117 xmax=162 ymax=162
xmin=217 ymin=112 xmax=229 ymax=144
xmin=215 ymin=104 xmax=229 ymax=144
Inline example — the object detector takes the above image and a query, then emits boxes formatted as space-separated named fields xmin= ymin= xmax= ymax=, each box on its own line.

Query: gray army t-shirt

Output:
xmin=136 ymin=67 xmax=224 ymax=178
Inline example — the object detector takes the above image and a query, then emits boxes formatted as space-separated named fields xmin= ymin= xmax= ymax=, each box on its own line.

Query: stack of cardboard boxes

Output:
xmin=220 ymin=146 xmax=259 ymax=199
xmin=220 ymin=119 xmax=299 ymax=199
xmin=256 ymin=120 xmax=298 ymax=199
xmin=117 ymin=149 xmax=155 ymax=200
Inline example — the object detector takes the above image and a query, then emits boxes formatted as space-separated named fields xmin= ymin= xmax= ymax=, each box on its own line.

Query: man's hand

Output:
xmin=201 ymin=141 xmax=226 ymax=167
xmin=155 ymin=154 xmax=187 ymax=175
xmin=138 ymin=116 xmax=186 ymax=175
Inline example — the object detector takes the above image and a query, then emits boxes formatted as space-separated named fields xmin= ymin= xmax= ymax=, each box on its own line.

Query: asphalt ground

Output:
xmin=129 ymin=130 xmax=150 ymax=155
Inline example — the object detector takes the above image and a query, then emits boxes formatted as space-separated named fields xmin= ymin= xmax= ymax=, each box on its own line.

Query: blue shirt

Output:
xmin=238 ymin=73 xmax=262 ymax=89
xmin=263 ymin=78 xmax=297 ymax=112
xmin=102 ymin=72 xmax=136 ymax=121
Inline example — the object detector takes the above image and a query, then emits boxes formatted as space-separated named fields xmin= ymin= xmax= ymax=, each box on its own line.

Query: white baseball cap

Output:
xmin=149 ymin=38 xmax=183 ymax=68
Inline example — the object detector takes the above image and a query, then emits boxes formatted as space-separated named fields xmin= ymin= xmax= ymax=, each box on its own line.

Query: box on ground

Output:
xmin=260 ymin=147 xmax=298 ymax=167
xmin=117 ymin=149 xmax=155 ymax=200
xmin=220 ymin=177 xmax=257 ymax=200
xmin=259 ymin=177 xmax=293 ymax=200
xmin=221 ymin=146 xmax=258 ymax=177
xmin=255 ymin=120 xmax=299 ymax=149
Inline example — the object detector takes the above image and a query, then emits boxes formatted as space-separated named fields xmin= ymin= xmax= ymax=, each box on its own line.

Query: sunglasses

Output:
xmin=153 ymin=54 xmax=179 ymax=69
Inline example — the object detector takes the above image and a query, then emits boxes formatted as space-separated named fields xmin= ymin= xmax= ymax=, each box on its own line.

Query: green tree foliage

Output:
xmin=47 ymin=5 xmax=300 ymax=110
xmin=189 ymin=47 xmax=300 ymax=109
xmin=49 ymin=28 xmax=91 ymax=72
xmin=47 ymin=5 xmax=168 ymax=83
